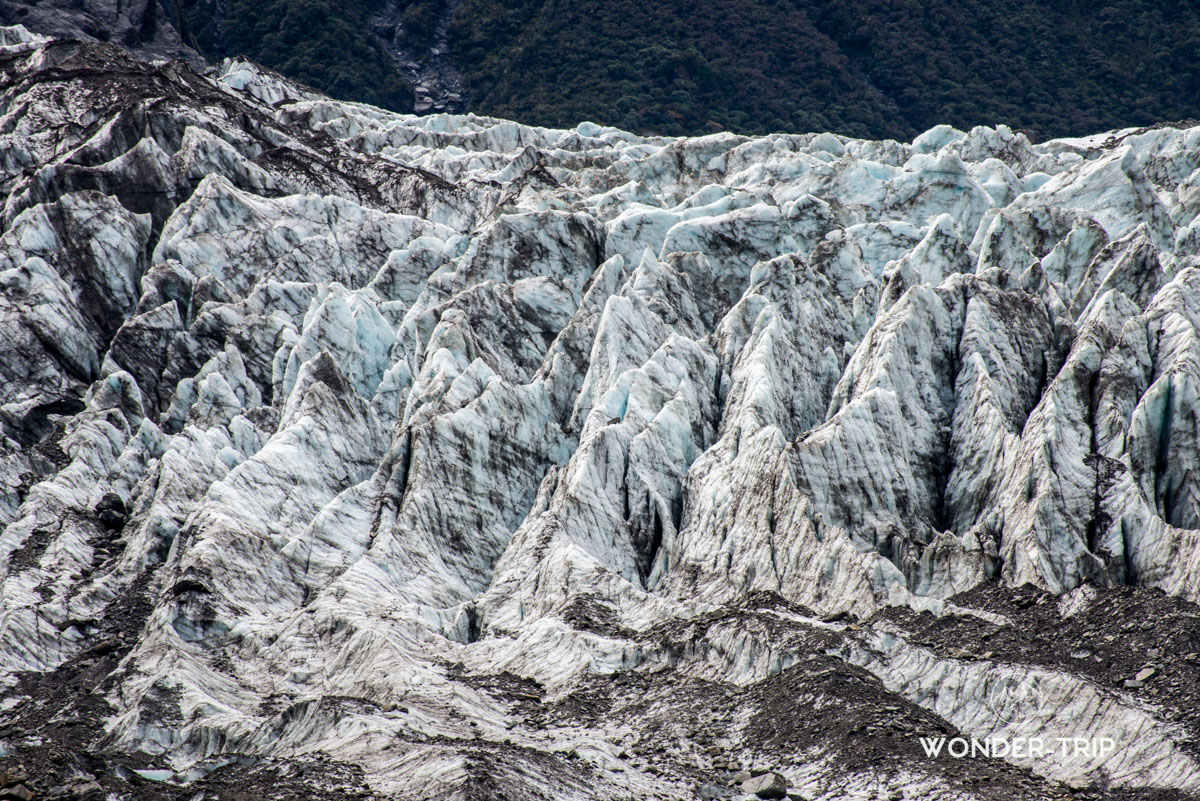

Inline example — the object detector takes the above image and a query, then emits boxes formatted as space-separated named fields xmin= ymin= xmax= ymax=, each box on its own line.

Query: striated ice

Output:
xmin=3 ymin=29 xmax=1200 ymax=800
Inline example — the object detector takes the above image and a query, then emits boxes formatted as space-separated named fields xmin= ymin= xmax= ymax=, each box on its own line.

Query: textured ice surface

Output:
xmin=3 ymin=27 xmax=1200 ymax=801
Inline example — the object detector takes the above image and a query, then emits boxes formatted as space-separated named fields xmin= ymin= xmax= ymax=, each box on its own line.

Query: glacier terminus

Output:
xmin=2 ymin=25 xmax=1200 ymax=801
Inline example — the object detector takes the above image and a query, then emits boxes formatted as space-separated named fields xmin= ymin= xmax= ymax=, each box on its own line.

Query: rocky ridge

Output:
xmin=370 ymin=0 xmax=465 ymax=114
xmin=1 ymin=27 xmax=1200 ymax=801
xmin=0 ymin=3 xmax=199 ymax=67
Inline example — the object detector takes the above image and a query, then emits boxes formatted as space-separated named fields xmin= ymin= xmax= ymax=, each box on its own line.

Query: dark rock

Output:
xmin=0 ymin=783 xmax=34 ymax=801
xmin=94 ymin=492 xmax=127 ymax=531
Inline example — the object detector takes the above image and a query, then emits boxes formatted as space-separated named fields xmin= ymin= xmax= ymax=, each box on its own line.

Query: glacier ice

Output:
xmin=3 ymin=27 xmax=1200 ymax=800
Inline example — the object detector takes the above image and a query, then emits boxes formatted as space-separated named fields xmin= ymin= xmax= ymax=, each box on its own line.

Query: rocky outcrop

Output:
xmin=0 ymin=3 xmax=200 ymax=67
xmin=2 ymin=27 xmax=1200 ymax=801
xmin=370 ymin=0 xmax=465 ymax=114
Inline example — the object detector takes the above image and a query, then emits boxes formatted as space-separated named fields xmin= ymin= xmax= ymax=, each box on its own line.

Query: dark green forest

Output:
xmin=177 ymin=0 xmax=1200 ymax=140
xmin=177 ymin=0 xmax=414 ymax=111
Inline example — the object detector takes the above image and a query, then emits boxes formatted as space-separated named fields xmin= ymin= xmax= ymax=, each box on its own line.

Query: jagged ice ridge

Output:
xmin=3 ymin=25 xmax=1200 ymax=801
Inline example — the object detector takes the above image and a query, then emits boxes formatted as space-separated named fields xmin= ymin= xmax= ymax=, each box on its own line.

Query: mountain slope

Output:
xmin=448 ymin=0 xmax=1200 ymax=139
xmin=5 ymin=0 xmax=1199 ymax=138
xmin=0 ymin=0 xmax=201 ymax=65
xmin=178 ymin=0 xmax=416 ymax=111
xmin=3 ymin=26 xmax=1200 ymax=801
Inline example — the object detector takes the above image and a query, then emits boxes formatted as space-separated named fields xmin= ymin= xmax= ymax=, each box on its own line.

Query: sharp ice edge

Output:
xmin=3 ymin=27 xmax=1200 ymax=799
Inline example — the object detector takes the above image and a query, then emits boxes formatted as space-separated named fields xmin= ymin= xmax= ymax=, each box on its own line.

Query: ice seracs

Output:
xmin=3 ymin=26 xmax=1200 ymax=800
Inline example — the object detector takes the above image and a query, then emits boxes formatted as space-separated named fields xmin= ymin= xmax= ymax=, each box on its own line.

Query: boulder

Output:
xmin=740 ymin=772 xmax=789 ymax=799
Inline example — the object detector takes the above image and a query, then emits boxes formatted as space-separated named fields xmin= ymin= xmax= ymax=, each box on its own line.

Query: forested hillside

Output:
xmin=124 ymin=0 xmax=1200 ymax=138
xmin=176 ymin=0 xmax=414 ymax=110
xmin=448 ymin=0 xmax=1200 ymax=139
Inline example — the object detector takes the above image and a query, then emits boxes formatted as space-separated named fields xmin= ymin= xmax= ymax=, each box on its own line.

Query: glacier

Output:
xmin=2 ymin=25 xmax=1200 ymax=801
